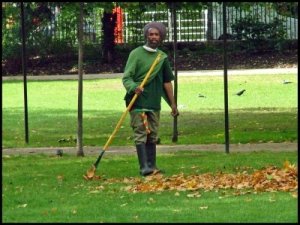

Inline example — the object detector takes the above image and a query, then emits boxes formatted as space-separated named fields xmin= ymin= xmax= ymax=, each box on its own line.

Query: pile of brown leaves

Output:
xmin=105 ymin=161 xmax=297 ymax=193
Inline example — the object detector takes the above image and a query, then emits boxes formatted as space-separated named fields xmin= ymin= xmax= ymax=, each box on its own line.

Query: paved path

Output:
xmin=2 ymin=68 xmax=297 ymax=81
xmin=2 ymin=142 xmax=297 ymax=156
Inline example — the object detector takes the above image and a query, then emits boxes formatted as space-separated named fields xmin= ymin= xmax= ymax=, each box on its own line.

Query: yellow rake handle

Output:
xmin=102 ymin=53 xmax=162 ymax=151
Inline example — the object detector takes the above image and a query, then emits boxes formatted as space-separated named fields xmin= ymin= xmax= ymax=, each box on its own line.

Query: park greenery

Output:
xmin=2 ymin=2 xmax=298 ymax=74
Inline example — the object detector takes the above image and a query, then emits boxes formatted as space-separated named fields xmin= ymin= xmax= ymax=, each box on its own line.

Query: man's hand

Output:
xmin=171 ymin=104 xmax=179 ymax=117
xmin=134 ymin=86 xmax=144 ymax=95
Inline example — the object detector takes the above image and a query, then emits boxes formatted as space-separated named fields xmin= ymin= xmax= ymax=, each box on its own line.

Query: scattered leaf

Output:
xmin=291 ymin=192 xmax=297 ymax=198
xmin=268 ymin=197 xmax=276 ymax=202
xmin=17 ymin=203 xmax=27 ymax=208
xmin=187 ymin=192 xmax=201 ymax=198
xmin=57 ymin=175 xmax=64 ymax=180
xmin=172 ymin=209 xmax=181 ymax=212
xmin=89 ymin=190 xmax=101 ymax=194
xmin=51 ymin=208 xmax=57 ymax=213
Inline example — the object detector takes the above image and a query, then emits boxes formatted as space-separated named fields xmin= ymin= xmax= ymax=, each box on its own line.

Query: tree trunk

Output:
xmin=77 ymin=2 xmax=84 ymax=157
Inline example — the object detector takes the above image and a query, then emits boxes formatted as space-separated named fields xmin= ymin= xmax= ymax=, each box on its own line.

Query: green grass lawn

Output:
xmin=2 ymin=151 xmax=297 ymax=223
xmin=2 ymin=73 xmax=297 ymax=148
xmin=2 ymin=73 xmax=297 ymax=222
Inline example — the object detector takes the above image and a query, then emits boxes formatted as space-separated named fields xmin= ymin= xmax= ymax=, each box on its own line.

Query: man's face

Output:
xmin=146 ymin=28 xmax=161 ymax=49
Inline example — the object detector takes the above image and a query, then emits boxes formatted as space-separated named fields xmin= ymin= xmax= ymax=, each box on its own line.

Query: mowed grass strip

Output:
xmin=2 ymin=73 xmax=297 ymax=148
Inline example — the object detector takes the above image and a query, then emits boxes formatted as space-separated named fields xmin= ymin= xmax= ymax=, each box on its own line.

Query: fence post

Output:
xmin=171 ymin=2 xmax=178 ymax=143
xmin=20 ymin=2 xmax=29 ymax=144
xmin=223 ymin=2 xmax=229 ymax=153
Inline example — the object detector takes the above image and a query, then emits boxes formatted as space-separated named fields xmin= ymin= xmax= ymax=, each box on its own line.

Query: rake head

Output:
xmin=83 ymin=151 xmax=105 ymax=180
xmin=83 ymin=164 xmax=101 ymax=180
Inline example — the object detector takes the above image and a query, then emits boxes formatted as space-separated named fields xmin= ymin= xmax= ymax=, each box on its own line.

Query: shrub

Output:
xmin=231 ymin=15 xmax=287 ymax=52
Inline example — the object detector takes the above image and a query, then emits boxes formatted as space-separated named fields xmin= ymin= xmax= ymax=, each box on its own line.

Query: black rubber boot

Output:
xmin=146 ymin=142 xmax=164 ymax=174
xmin=136 ymin=143 xmax=154 ymax=176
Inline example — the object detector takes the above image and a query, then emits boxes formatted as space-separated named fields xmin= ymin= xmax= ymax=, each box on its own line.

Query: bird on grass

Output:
xmin=283 ymin=80 xmax=292 ymax=84
xmin=58 ymin=136 xmax=77 ymax=143
xmin=58 ymin=138 xmax=67 ymax=143
xmin=56 ymin=149 xmax=63 ymax=156
xmin=236 ymin=89 xmax=246 ymax=96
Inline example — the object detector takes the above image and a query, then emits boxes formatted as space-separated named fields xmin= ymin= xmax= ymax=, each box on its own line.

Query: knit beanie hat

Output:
xmin=143 ymin=22 xmax=167 ymax=41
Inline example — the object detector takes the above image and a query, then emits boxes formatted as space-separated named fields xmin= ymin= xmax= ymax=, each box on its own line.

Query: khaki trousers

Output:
xmin=129 ymin=111 xmax=160 ymax=145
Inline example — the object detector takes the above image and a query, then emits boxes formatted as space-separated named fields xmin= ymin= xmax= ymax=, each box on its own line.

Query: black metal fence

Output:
xmin=121 ymin=9 xmax=207 ymax=43
xmin=72 ymin=3 xmax=298 ymax=45
xmin=4 ymin=3 xmax=298 ymax=47
xmin=213 ymin=3 xmax=298 ymax=41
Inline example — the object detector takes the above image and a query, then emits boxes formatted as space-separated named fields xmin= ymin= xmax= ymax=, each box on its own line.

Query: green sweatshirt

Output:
xmin=122 ymin=46 xmax=174 ymax=111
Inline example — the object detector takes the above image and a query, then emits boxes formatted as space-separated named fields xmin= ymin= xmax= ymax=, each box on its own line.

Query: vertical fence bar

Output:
xmin=168 ymin=9 xmax=172 ymax=41
xmin=223 ymin=2 xmax=229 ymax=153
xmin=207 ymin=3 xmax=213 ymax=40
xmin=77 ymin=2 xmax=84 ymax=156
xmin=203 ymin=9 xmax=206 ymax=40
xmin=171 ymin=3 xmax=178 ymax=142
xmin=20 ymin=2 xmax=29 ymax=144
xmin=124 ymin=11 xmax=128 ymax=43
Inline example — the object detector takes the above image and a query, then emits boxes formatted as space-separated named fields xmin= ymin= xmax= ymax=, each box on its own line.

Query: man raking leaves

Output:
xmin=84 ymin=21 xmax=178 ymax=179
xmin=83 ymin=53 xmax=162 ymax=180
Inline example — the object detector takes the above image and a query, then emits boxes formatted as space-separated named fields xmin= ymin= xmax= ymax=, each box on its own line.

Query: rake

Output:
xmin=84 ymin=53 xmax=162 ymax=179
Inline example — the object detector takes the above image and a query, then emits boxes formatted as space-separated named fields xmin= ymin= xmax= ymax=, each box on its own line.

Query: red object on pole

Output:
xmin=113 ymin=6 xmax=123 ymax=44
